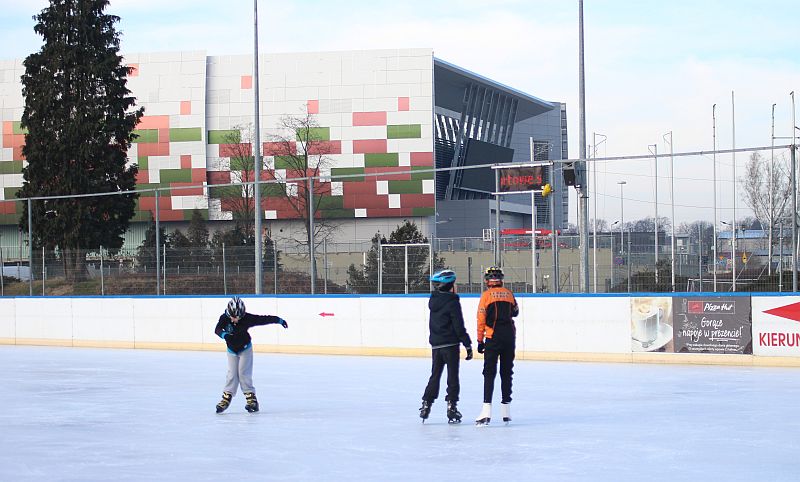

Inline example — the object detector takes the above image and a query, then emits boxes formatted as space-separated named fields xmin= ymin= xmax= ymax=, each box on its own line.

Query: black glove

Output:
xmin=477 ymin=342 xmax=485 ymax=354
xmin=277 ymin=317 xmax=289 ymax=329
xmin=465 ymin=346 xmax=473 ymax=360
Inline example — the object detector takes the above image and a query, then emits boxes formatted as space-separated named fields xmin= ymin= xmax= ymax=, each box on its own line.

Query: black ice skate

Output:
xmin=216 ymin=392 xmax=232 ymax=413
xmin=447 ymin=401 xmax=462 ymax=424
xmin=419 ymin=400 xmax=432 ymax=422
xmin=475 ymin=403 xmax=491 ymax=426
xmin=244 ymin=392 xmax=259 ymax=413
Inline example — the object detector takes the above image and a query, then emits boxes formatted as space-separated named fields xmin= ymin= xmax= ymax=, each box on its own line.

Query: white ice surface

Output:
xmin=0 ymin=346 xmax=798 ymax=481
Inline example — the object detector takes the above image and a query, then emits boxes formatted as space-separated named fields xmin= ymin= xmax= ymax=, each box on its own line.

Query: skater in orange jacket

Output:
xmin=474 ymin=266 xmax=518 ymax=425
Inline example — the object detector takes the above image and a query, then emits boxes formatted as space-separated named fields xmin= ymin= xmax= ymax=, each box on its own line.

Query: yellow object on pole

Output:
xmin=542 ymin=183 xmax=553 ymax=198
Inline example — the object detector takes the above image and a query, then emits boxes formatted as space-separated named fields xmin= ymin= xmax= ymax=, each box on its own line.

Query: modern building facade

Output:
xmin=0 ymin=48 xmax=567 ymax=247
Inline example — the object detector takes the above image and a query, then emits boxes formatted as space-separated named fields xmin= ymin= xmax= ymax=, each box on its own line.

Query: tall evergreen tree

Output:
xmin=18 ymin=0 xmax=143 ymax=281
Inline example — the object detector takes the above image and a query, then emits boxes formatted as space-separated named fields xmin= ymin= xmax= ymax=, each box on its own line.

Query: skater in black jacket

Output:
xmin=213 ymin=296 xmax=288 ymax=413
xmin=419 ymin=269 xmax=473 ymax=423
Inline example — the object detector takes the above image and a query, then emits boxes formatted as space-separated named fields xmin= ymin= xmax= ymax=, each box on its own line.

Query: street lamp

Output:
xmin=648 ymin=144 xmax=659 ymax=286
xmin=592 ymin=132 xmax=607 ymax=293
xmin=663 ymin=131 xmax=675 ymax=292
xmin=617 ymin=181 xmax=626 ymax=254
xmin=721 ymin=220 xmax=734 ymax=290
xmin=712 ymin=104 xmax=718 ymax=292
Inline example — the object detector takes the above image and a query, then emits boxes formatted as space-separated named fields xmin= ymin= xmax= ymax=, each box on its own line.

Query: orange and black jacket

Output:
xmin=477 ymin=286 xmax=519 ymax=343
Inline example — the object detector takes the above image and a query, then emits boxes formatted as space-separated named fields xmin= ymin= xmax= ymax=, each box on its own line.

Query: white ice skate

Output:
xmin=475 ymin=403 xmax=491 ymax=426
xmin=501 ymin=402 xmax=511 ymax=424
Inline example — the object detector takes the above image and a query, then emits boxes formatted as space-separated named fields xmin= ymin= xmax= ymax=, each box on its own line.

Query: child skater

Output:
xmin=419 ymin=269 xmax=473 ymax=423
xmin=475 ymin=266 xmax=518 ymax=426
xmin=214 ymin=296 xmax=288 ymax=413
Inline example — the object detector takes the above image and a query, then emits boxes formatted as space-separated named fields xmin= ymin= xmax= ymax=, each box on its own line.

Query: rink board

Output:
xmin=1 ymin=294 xmax=799 ymax=366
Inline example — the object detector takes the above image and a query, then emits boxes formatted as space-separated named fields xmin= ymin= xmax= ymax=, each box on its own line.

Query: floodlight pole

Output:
xmin=712 ymin=104 xmax=718 ymax=292
xmin=578 ymin=0 xmax=590 ymax=293
xmin=253 ymin=0 xmax=263 ymax=294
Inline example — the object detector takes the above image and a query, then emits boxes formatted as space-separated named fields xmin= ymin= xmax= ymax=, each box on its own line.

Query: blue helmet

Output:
xmin=430 ymin=269 xmax=456 ymax=291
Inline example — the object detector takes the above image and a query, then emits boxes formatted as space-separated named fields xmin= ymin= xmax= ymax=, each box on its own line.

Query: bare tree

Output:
xmin=264 ymin=113 xmax=338 ymax=255
xmin=739 ymin=151 xmax=792 ymax=268
xmin=629 ymin=216 xmax=671 ymax=233
xmin=590 ymin=218 xmax=609 ymax=233
xmin=217 ymin=124 xmax=257 ymax=243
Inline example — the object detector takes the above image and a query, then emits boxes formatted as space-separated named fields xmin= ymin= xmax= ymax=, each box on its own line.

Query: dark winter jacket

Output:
xmin=214 ymin=312 xmax=282 ymax=354
xmin=428 ymin=290 xmax=472 ymax=349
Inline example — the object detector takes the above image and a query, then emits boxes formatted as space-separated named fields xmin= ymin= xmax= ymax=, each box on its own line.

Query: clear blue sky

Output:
xmin=2 ymin=0 xmax=798 ymax=225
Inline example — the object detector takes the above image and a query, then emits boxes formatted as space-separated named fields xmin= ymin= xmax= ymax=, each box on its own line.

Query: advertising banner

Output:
xmin=630 ymin=296 xmax=673 ymax=352
xmin=752 ymin=296 xmax=800 ymax=357
xmin=672 ymin=297 xmax=752 ymax=354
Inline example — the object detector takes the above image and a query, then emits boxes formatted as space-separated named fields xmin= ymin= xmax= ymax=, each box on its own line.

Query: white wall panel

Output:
xmin=275 ymin=297 xmax=362 ymax=347
xmin=0 ymin=298 xmax=15 ymax=338
xmin=360 ymin=297 xmax=429 ymax=348
xmin=521 ymin=297 xmax=630 ymax=353
xmin=15 ymin=298 xmax=73 ymax=340
xmin=132 ymin=298 xmax=204 ymax=343
xmin=72 ymin=298 xmax=135 ymax=342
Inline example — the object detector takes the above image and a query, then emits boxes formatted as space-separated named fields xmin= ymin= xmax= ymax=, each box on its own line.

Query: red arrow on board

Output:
xmin=319 ymin=312 xmax=335 ymax=317
xmin=763 ymin=301 xmax=800 ymax=323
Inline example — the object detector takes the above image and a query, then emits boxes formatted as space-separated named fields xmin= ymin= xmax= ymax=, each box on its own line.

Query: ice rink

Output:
xmin=1 ymin=345 xmax=798 ymax=481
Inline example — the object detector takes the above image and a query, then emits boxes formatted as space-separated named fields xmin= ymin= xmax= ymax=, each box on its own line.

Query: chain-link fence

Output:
xmin=2 ymin=144 xmax=798 ymax=296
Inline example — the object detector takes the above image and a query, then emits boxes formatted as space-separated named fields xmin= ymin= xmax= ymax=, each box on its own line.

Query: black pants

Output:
xmin=422 ymin=345 xmax=460 ymax=403
xmin=482 ymin=335 xmax=515 ymax=403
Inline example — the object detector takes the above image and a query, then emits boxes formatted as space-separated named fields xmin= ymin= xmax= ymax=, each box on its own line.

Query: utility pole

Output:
xmin=577 ymin=0 xmax=589 ymax=293
xmin=253 ymin=0 xmax=263 ymax=294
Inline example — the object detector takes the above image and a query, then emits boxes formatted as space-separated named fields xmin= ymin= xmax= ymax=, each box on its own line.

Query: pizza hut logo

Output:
xmin=688 ymin=300 xmax=735 ymax=314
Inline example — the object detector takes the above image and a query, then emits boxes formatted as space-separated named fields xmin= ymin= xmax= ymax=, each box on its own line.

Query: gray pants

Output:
xmin=223 ymin=347 xmax=255 ymax=396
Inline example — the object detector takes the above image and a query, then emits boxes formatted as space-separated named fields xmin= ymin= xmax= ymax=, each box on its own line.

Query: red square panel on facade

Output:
xmin=139 ymin=197 xmax=156 ymax=211
xmin=352 ymin=112 xmax=387 ymax=126
xmin=307 ymin=100 xmax=319 ymax=114
xmin=180 ymin=101 xmax=191 ymax=115
xmin=399 ymin=194 xmax=434 ymax=208
xmin=241 ymin=75 xmax=253 ymax=89
xmin=191 ymin=168 xmax=206 ymax=183
xmin=12 ymin=145 xmax=25 ymax=161
xmin=180 ymin=155 xmax=192 ymax=169
xmin=308 ymin=140 xmax=342 ymax=155
xmin=398 ymin=97 xmax=410 ymax=111
xmin=262 ymin=142 xmax=295 ymax=156
xmin=207 ymin=171 xmax=231 ymax=185
xmin=137 ymin=115 xmax=169 ymax=130
xmin=137 ymin=143 xmax=170 ymax=156
xmin=410 ymin=152 xmax=433 ymax=166
xmin=127 ymin=64 xmax=139 ymax=77
xmin=220 ymin=143 xmax=252 ymax=158
xmin=1 ymin=121 xmax=12 ymax=136
xmin=0 ymin=201 xmax=16 ymax=215
xmin=159 ymin=210 xmax=184 ymax=221
xmin=170 ymin=182 xmax=205 ymax=196
xmin=343 ymin=194 xmax=388 ymax=210
xmin=136 ymin=170 xmax=149 ymax=184
xmin=353 ymin=139 xmax=387 ymax=154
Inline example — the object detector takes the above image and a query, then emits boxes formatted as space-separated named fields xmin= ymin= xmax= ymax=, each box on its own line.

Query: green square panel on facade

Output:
xmin=132 ymin=129 xmax=159 ymax=143
xmin=0 ymin=160 xmax=23 ymax=175
xmin=209 ymin=185 xmax=240 ymax=199
xmin=261 ymin=183 xmax=285 ymax=198
xmin=4 ymin=187 xmax=20 ymax=199
xmin=387 ymin=124 xmax=422 ymax=139
xmin=412 ymin=207 xmax=435 ymax=216
xmin=320 ymin=208 xmax=355 ymax=219
xmin=132 ymin=211 xmax=151 ymax=222
xmin=230 ymin=156 xmax=255 ymax=171
xmin=11 ymin=121 xmax=27 ymax=135
xmin=137 ymin=156 xmax=149 ymax=170
xmin=331 ymin=167 xmax=365 ymax=182
xmin=159 ymin=169 xmax=193 ymax=183
xmin=364 ymin=153 xmax=399 ymax=168
xmin=410 ymin=167 xmax=433 ymax=180
xmin=317 ymin=196 xmax=344 ymax=209
xmin=182 ymin=209 xmax=208 ymax=221
xmin=273 ymin=155 xmax=298 ymax=170
xmin=388 ymin=180 xmax=423 ymax=194
xmin=0 ymin=213 xmax=20 ymax=224
xmin=169 ymin=128 xmax=202 ymax=142
xmin=297 ymin=127 xmax=330 ymax=142
xmin=208 ymin=129 xmax=240 ymax=144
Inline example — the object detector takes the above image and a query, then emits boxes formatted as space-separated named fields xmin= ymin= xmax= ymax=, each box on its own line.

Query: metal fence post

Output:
xmin=100 ymin=245 xmax=105 ymax=296
xmin=27 ymin=198 xmax=32 ymax=296
xmin=42 ymin=246 xmax=45 ymax=295
xmin=0 ymin=240 xmax=4 ymax=296
xmin=155 ymin=191 xmax=161 ymax=296
xmin=222 ymin=243 xmax=227 ymax=295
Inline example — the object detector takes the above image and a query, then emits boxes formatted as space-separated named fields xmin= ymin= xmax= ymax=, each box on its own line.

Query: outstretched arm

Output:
xmin=243 ymin=313 xmax=288 ymax=329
